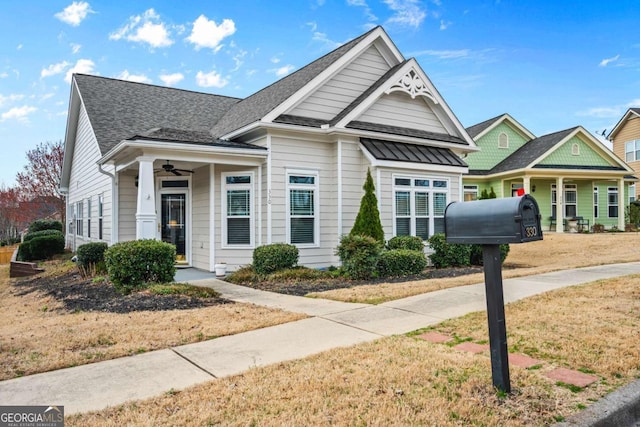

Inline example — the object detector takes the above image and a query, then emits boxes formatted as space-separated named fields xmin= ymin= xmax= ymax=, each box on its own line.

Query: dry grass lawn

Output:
xmin=69 ymin=273 xmax=640 ymax=426
xmin=0 ymin=262 xmax=305 ymax=381
xmin=309 ymin=232 xmax=640 ymax=303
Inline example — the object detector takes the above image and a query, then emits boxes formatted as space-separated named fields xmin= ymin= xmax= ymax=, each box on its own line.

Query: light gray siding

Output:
xmin=289 ymin=45 xmax=391 ymax=120
xmin=118 ymin=174 xmax=136 ymax=242
xmin=357 ymin=92 xmax=447 ymax=133
xmin=191 ymin=165 xmax=210 ymax=270
xmin=339 ymin=140 xmax=368 ymax=236
xmin=66 ymin=104 xmax=112 ymax=251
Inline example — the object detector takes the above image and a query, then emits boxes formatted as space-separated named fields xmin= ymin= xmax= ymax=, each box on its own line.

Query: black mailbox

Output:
xmin=445 ymin=194 xmax=543 ymax=244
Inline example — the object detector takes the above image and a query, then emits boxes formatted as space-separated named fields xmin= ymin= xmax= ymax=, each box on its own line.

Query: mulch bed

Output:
xmin=12 ymin=271 xmax=230 ymax=313
xmin=237 ymin=266 xmax=485 ymax=297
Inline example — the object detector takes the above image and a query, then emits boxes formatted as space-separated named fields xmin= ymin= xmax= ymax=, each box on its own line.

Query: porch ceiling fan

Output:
xmin=157 ymin=160 xmax=194 ymax=176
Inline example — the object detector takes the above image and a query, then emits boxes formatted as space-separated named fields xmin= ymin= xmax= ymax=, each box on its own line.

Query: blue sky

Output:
xmin=1 ymin=0 xmax=638 ymax=187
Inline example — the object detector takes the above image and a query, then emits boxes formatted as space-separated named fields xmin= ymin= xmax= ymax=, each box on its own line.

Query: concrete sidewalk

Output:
xmin=2 ymin=262 xmax=640 ymax=415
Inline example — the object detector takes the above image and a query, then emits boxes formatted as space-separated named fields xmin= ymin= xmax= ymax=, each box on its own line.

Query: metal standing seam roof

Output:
xmin=360 ymin=138 xmax=467 ymax=167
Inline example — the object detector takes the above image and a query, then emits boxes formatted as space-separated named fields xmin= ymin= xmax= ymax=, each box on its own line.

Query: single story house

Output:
xmin=464 ymin=113 xmax=635 ymax=232
xmin=60 ymin=26 xmax=478 ymax=271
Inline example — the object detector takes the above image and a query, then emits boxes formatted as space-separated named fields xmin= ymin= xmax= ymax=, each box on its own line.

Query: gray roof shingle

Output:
xmin=209 ymin=27 xmax=378 ymax=138
xmin=127 ymin=128 xmax=266 ymax=150
xmin=465 ymin=114 xmax=505 ymax=138
xmin=74 ymin=74 xmax=240 ymax=155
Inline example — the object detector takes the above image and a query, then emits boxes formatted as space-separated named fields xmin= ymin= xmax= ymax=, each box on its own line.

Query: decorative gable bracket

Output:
xmin=385 ymin=68 xmax=438 ymax=103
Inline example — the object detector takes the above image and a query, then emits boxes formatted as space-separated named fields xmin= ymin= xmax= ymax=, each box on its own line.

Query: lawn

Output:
xmin=68 ymin=272 xmax=640 ymax=426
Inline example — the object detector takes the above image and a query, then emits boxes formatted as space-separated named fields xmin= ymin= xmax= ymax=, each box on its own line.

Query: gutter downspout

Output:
xmin=98 ymin=162 xmax=118 ymax=244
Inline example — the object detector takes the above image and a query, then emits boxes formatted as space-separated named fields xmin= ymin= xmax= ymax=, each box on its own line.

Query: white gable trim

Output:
xmin=526 ymin=126 xmax=634 ymax=172
xmin=472 ymin=113 xmax=536 ymax=141
xmin=333 ymin=59 xmax=476 ymax=148
xmin=261 ymin=27 xmax=404 ymax=124
xmin=608 ymin=108 xmax=640 ymax=140
xmin=384 ymin=68 xmax=437 ymax=103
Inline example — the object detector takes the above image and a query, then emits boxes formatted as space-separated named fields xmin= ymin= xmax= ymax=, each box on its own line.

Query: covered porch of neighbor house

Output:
xmin=465 ymin=171 xmax=633 ymax=233
xmin=97 ymin=137 xmax=268 ymax=271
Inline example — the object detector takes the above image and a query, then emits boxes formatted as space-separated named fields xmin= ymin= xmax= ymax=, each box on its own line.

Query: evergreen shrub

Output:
xmin=104 ymin=240 xmax=176 ymax=294
xmin=28 ymin=220 xmax=63 ymax=233
xmin=386 ymin=235 xmax=424 ymax=251
xmin=336 ymin=234 xmax=382 ymax=280
xmin=253 ymin=243 xmax=299 ymax=275
xmin=76 ymin=242 xmax=109 ymax=276
xmin=427 ymin=233 xmax=471 ymax=268
xmin=377 ymin=249 xmax=427 ymax=277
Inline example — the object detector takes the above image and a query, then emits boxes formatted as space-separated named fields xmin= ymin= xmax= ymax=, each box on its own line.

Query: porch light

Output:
xmin=532 ymin=185 xmax=536 ymax=192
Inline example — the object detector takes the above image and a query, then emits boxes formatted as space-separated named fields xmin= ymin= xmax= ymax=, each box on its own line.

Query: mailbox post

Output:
xmin=445 ymin=195 xmax=543 ymax=393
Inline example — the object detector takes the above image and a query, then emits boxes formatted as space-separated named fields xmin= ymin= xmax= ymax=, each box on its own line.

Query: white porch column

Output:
xmin=619 ymin=178 xmax=626 ymax=230
xmin=555 ymin=177 xmax=564 ymax=233
xmin=136 ymin=157 xmax=157 ymax=240
xmin=523 ymin=176 xmax=531 ymax=194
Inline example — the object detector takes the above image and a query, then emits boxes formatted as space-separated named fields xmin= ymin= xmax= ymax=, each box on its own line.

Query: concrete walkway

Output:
xmin=2 ymin=262 xmax=640 ymax=415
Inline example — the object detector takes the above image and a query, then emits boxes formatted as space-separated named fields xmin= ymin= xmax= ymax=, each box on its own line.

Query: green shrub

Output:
xmin=386 ymin=235 xmax=424 ymax=251
xmin=18 ymin=232 xmax=65 ymax=261
xmin=427 ymin=233 xmax=471 ymax=268
xmin=104 ymin=240 xmax=176 ymax=295
xmin=23 ymin=229 xmax=63 ymax=242
xmin=377 ymin=249 xmax=428 ymax=277
xmin=469 ymin=244 xmax=510 ymax=266
xmin=268 ymin=266 xmax=330 ymax=282
xmin=76 ymin=242 xmax=109 ymax=276
xmin=226 ymin=265 xmax=259 ymax=285
xmin=336 ymin=234 xmax=382 ymax=280
xmin=253 ymin=243 xmax=299 ymax=275
xmin=350 ymin=168 xmax=385 ymax=243
xmin=28 ymin=219 xmax=63 ymax=233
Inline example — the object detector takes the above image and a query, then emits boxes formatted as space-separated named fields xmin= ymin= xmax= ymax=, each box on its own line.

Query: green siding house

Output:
xmin=464 ymin=114 xmax=636 ymax=232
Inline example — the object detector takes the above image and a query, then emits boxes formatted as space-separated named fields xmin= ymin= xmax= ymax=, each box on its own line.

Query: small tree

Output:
xmin=350 ymin=168 xmax=384 ymax=243
xmin=489 ymin=187 xmax=497 ymax=199
xmin=479 ymin=189 xmax=489 ymax=200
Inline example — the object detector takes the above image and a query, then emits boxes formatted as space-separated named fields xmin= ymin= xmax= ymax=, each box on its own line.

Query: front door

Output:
xmin=161 ymin=193 xmax=187 ymax=264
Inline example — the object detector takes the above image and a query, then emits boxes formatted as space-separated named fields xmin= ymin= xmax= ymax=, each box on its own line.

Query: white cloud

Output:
xmin=195 ymin=70 xmax=228 ymax=88
xmin=0 ymin=72 xmax=8 ymax=78
xmin=312 ymin=32 xmax=342 ymax=50
xmin=347 ymin=0 xmax=378 ymax=22
xmin=383 ymin=0 xmax=426 ymax=28
xmin=16 ymin=44 xmax=22 ymax=50
xmin=40 ymin=93 xmax=55 ymax=102
xmin=231 ymin=50 xmax=247 ymax=72
xmin=439 ymin=19 xmax=452 ymax=30
xmin=414 ymin=49 xmax=470 ymax=59
xmin=0 ymin=94 xmax=25 ymax=106
xmin=306 ymin=21 xmax=318 ymax=32
xmin=41 ymin=61 xmax=70 ymax=78
xmin=576 ymin=106 xmax=624 ymax=119
xmin=110 ymin=9 xmax=173 ymax=48
xmin=116 ymin=70 xmax=152 ymax=84
xmin=186 ymin=15 xmax=235 ymax=50
xmin=270 ymin=56 xmax=281 ymax=64
xmin=65 ymin=59 xmax=95 ymax=83
xmin=1 ymin=106 xmax=37 ymax=122
xmin=55 ymin=1 xmax=93 ymax=26
xmin=159 ymin=72 xmax=184 ymax=86
xmin=273 ymin=65 xmax=295 ymax=77
xmin=599 ymin=54 xmax=620 ymax=67
xmin=71 ymin=43 xmax=82 ymax=54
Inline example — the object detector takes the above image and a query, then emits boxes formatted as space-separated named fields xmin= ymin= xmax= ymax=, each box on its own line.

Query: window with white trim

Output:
xmin=608 ymin=187 xmax=619 ymax=218
xmin=223 ymin=173 xmax=253 ymax=246
xmin=76 ymin=201 xmax=83 ymax=236
xmin=98 ymin=194 xmax=104 ymax=240
xmin=463 ymin=185 xmax=478 ymax=201
xmin=551 ymin=184 xmax=577 ymax=217
xmin=593 ymin=187 xmax=599 ymax=219
xmin=87 ymin=198 xmax=92 ymax=238
xmin=287 ymin=171 xmax=318 ymax=246
xmin=625 ymin=140 xmax=640 ymax=162
xmin=630 ymin=184 xmax=636 ymax=203
xmin=498 ymin=132 xmax=509 ymax=149
xmin=393 ymin=176 xmax=448 ymax=240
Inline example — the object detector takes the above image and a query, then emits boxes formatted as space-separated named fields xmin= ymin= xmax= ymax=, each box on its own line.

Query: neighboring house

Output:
xmin=608 ymin=107 xmax=640 ymax=201
xmin=59 ymin=26 xmax=478 ymax=271
xmin=464 ymin=113 xmax=635 ymax=232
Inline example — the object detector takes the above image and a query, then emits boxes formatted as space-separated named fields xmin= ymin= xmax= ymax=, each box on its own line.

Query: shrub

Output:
xmin=350 ymin=168 xmax=384 ymax=243
xmin=18 ymin=232 xmax=65 ymax=261
xmin=336 ymin=234 xmax=382 ymax=280
xmin=23 ymin=229 xmax=63 ymax=242
xmin=377 ymin=249 xmax=428 ymax=277
xmin=592 ymin=223 xmax=605 ymax=233
xmin=28 ymin=219 xmax=63 ymax=233
xmin=469 ymin=244 xmax=510 ymax=266
xmin=104 ymin=240 xmax=176 ymax=295
xmin=386 ymin=235 xmax=424 ymax=251
xmin=76 ymin=242 xmax=108 ymax=276
xmin=226 ymin=265 xmax=259 ymax=285
xmin=268 ymin=266 xmax=330 ymax=282
xmin=427 ymin=233 xmax=471 ymax=268
xmin=252 ymin=243 xmax=299 ymax=275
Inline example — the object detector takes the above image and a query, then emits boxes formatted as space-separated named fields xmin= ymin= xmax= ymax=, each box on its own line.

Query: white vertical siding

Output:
xmin=357 ymin=92 xmax=447 ymax=133
xmin=66 ymin=104 xmax=112 ymax=251
xmin=191 ymin=165 xmax=210 ymax=270
xmin=289 ymin=45 xmax=391 ymax=120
